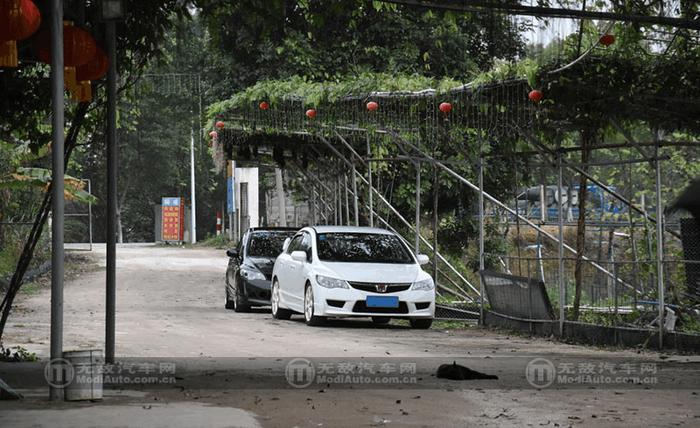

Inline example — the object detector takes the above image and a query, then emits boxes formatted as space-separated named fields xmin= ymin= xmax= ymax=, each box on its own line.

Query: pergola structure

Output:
xmin=208 ymin=46 xmax=700 ymax=345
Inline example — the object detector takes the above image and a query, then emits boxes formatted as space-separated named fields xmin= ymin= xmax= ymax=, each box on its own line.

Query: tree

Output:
xmin=0 ymin=0 xmax=192 ymax=342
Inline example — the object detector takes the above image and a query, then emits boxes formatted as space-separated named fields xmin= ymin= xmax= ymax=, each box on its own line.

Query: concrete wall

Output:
xmin=235 ymin=167 xmax=259 ymax=229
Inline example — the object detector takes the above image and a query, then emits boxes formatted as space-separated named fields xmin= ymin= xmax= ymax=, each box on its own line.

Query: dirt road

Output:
xmin=1 ymin=244 xmax=699 ymax=427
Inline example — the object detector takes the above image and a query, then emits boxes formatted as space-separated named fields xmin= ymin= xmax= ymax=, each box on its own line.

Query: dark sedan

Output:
xmin=225 ymin=227 xmax=298 ymax=312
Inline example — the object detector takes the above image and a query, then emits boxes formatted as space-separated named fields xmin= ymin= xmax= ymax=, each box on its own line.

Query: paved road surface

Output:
xmin=1 ymin=244 xmax=698 ymax=427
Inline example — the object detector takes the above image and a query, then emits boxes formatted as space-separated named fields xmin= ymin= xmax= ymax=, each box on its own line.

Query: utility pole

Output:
xmin=190 ymin=128 xmax=197 ymax=244
xmin=49 ymin=0 xmax=65 ymax=401
xmin=105 ymin=17 xmax=118 ymax=365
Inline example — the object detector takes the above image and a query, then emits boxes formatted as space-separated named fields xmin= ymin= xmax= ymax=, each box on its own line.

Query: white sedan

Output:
xmin=270 ymin=226 xmax=435 ymax=328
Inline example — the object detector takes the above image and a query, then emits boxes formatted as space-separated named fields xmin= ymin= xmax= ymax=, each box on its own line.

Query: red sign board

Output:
xmin=161 ymin=197 xmax=184 ymax=242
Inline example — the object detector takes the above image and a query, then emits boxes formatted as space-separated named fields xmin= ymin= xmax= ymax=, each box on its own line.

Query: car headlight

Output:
xmin=411 ymin=278 xmax=434 ymax=291
xmin=316 ymin=275 xmax=349 ymax=289
xmin=241 ymin=266 xmax=266 ymax=281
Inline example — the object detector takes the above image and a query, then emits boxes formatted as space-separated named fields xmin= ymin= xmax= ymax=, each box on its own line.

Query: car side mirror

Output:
xmin=226 ymin=249 xmax=239 ymax=259
xmin=416 ymin=254 xmax=430 ymax=265
xmin=282 ymin=237 xmax=291 ymax=252
xmin=291 ymin=250 xmax=307 ymax=263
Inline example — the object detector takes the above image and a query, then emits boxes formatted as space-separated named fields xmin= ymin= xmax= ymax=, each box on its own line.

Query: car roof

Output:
xmin=248 ymin=227 xmax=299 ymax=233
xmin=309 ymin=226 xmax=394 ymax=235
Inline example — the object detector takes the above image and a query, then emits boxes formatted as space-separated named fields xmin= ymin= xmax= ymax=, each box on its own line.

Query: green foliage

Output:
xmin=0 ymin=344 xmax=38 ymax=362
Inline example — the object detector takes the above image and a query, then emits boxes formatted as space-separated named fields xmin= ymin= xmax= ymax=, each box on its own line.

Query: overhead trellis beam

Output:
xmin=378 ymin=0 xmax=700 ymax=30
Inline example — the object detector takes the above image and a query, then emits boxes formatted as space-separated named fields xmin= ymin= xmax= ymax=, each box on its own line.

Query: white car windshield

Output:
xmin=316 ymin=233 xmax=414 ymax=264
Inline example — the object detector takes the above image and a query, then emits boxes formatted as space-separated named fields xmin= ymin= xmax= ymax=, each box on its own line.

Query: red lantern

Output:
xmin=34 ymin=21 xmax=97 ymax=67
xmin=305 ymin=109 xmax=316 ymax=119
xmin=215 ymin=121 xmax=225 ymax=129
xmin=76 ymin=46 xmax=108 ymax=81
xmin=0 ymin=0 xmax=41 ymax=67
xmin=366 ymin=101 xmax=379 ymax=112
xmin=599 ymin=34 xmax=615 ymax=46
xmin=209 ymin=131 xmax=218 ymax=139
xmin=528 ymin=90 xmax=544 ymax=103
xmin=439 ymin=102 xmax=452 ymax=114
xmin=259 ymin=101 xmax=270 ymax=110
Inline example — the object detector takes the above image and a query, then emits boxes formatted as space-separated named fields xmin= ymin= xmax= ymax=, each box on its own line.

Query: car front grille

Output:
xmin=352 ymin=301 xmax=409 ymax=314
xmin=347 ymin=281 xmax=411 ymax=293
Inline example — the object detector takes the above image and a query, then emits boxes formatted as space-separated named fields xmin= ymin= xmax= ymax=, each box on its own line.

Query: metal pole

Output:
xmin=334 ymin=174 xmax=339 ymax=225
xmin=367 ymin=134 xmax=374 ymax=227
xmin=190 ymin=129 xmax=197 ymax=244
xmin=415 ymin=161 xmax=421 ymax=254
xmin=432 ymin=158 xmax=438 ymax=289
xmin=557 ymin=150 xmax=565 ymax=336
xmin=49 ymin=0 xmax=64 ymax=401
xmin=478 ymin=152 xmax=485 ymax=324
xmin=654 ymin=144 xmax=665 ymax=349
xmin=344 ymin=174 xmax=350 ymax=226
xmin=105 ymin=19 xmax=117 ymax=366
xmin=87 ymin=179 xmax=93 ymax=251
xmin=352 ymin=163 xmax=359 ymax=226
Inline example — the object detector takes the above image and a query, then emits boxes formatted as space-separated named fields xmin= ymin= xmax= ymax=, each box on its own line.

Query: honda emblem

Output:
xmin=375 ymin=284 xmax=388 ymax=293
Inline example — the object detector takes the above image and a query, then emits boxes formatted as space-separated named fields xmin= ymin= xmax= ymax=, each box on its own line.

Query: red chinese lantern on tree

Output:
xmin=439 ymin=102 xmax=452 ymax=114
xmin=366 ymin=101 xmax=379 ymax=112
xmin=69 ymin=46 xmax=108 ymax=103
xmin=599 ymin=34 xmax=615 ymax=46
xmin=259 ymin=101 xmax=270 ymax=110
xmin=34 ymin=21 xmax=97 ymax=67
xmin=305 ymin=109 xmax=316 ymax=119
xmin=215 ymin=121 xmax=225 ymax=129
xmin=0 ymin=0 xmax=41 ymax=68
xmin=76 ymin=46 xmax=108 ymax=81
xmin=528 ymin=89 xmax=544 ymax=103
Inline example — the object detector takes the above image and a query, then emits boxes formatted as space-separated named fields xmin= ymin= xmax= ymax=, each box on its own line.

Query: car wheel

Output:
xmin=233 ymin=281 xmax=251 ymax=313
xmin=271 ymin=280 xmax=292 ymax=320
xmin=409 ymin=318 xmax=433 ymax=329
xmin=224 ymin=281 xmax=234 ymax=310
xmin=371 ymin=317 xmax=391 ymax=325
xmin=304 ymin=284 xmax=325 ymax=326
xmin=225 ymin=292 xmax=234 ymax=310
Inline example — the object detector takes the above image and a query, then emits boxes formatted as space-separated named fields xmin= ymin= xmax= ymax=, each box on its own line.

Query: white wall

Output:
xmin=235 ymin=167 xmax=259 ymax=228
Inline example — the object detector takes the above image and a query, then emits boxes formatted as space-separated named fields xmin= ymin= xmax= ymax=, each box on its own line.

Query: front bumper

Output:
xmin=242 ymin=278 xmax=272 ymax=305
xmin=313 ymin=286 xmax=435 ymax=318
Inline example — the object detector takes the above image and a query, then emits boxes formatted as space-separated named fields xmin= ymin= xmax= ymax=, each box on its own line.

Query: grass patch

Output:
xmin=197 ymin=234 xmax=235 ymax=249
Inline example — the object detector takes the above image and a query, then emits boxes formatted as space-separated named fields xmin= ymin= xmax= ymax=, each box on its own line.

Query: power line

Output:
xmin=378 ymin=0 xmax=700 ymax=30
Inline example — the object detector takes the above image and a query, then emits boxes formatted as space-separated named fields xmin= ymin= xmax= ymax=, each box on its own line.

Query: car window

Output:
xmin=247 ymin=231 xmax=296 ymax=258
xmin=286 ymin=234 xmax=304 ymax=254
xmin=316 ymin=232 xmax=414 ymax=264
xmin=299 ymin=232 xmax=313 ymax=261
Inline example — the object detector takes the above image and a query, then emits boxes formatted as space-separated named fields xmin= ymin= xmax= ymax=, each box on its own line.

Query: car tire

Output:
xmin=271 ymin=280 xmax=292 ymax=320
xmin=225 ymin=288 xmax=234 ymax=310
xmin=371 ymin=317 xmax=391 ymax=325
xmin=409 ymin=318 xmax=433 ymax=329
xmin=304 ymin=284 xmax=325 ymax=327
xmin=233 ymin=280 xmax=251 ymax=313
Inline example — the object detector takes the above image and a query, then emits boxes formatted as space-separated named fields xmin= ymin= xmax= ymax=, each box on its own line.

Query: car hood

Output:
xmin=319 ymin=262 xmax=423 ymax=284
xmin=247 ymin=257 xmax=276 ymax=278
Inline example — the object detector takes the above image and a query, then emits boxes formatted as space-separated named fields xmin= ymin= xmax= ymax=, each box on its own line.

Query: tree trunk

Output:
xmin=572 ymin=130 xmax=593 ymax=321
xmin=0 ymin=103 xmax=89 ymax=342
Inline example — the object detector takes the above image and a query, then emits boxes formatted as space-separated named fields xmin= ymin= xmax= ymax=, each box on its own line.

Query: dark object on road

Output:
xmin=666 ymin=178 xmax=700 ymax=223
xmin=436 ymin=362 xmax=498 ymax=380
xmin=225 ymin=227 xmax=299 ymax=312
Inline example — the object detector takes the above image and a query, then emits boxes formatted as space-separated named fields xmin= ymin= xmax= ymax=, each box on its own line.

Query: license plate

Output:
xmin=366 ymin=296 xmax=399 ymax=308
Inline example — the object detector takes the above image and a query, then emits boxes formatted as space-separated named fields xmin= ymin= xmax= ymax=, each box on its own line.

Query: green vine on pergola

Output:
xmin=206 ymin=48 xmax=700 ymax=167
